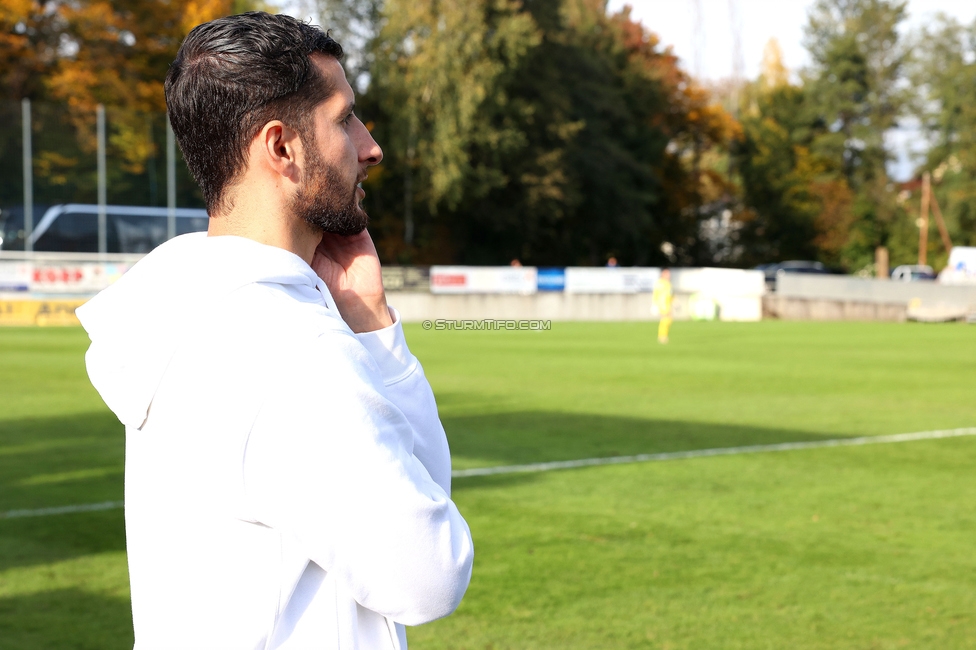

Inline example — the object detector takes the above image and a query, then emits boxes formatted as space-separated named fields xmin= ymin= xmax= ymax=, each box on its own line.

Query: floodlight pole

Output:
xmin=97 ymin=104 xmax=107 ymax=257
xmin=21 ymin=98 xmax=33 ymax=254
xmin=166 ymin=116 xmax=176 ymax=241
xmin=918 ymin=172 xmax=930 ymax=267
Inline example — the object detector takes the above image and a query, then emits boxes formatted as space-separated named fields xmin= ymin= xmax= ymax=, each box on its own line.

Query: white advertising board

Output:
xmin=564 ymin=267 xmax=660 ymax=293
xmin=0 ymin=261 xmax=31 ymax=292
xmin=430 ymin=266 xmax=538 ymax=294
xmin=671 ymin=267 xmax=765 ymax=297
xmin=670 ymin=267 xmax=765 ymax=322
xmin=12 ymin=262 xmax=131 ymax=294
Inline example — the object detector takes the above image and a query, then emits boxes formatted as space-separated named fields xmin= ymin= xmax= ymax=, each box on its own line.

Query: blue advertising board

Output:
xmin=537 ymin=267 xmax=566 ymax=292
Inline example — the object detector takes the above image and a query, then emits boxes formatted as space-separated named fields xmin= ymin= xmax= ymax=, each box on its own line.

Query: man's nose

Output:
xmin=365 ymin=140 xmax=383 ymax=166
xmin=359 ymin=123 xmax=383 ymax=166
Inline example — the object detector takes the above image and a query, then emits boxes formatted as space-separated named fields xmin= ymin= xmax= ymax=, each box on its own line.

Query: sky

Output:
xmin=607 ymin=0 xmax=976 ymax=82
xmin=605 ymin=0 xmax=976 ymax=180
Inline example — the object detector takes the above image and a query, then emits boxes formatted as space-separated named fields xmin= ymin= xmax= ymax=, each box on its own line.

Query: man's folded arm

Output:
xmin=241 ymin=332 xmax=473 ymax=625
xmin=354 ymin=307 xmax=453 ymax=493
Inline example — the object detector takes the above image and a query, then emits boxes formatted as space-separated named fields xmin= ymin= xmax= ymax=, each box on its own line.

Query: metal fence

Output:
xmin=0 ymin=99 xmax=205 ymax=256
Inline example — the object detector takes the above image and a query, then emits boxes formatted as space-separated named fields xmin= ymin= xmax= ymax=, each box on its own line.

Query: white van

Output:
xmin=939 ymin=247 xmax=976 ymax=285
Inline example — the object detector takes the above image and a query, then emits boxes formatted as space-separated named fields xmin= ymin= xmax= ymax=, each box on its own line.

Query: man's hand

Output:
xmin=311 ymin=230 xmax=393 ymax=333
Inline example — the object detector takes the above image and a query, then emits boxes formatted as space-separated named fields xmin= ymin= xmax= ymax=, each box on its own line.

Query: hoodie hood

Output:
xmin=77 ymin=233 xmax=324 ymax=429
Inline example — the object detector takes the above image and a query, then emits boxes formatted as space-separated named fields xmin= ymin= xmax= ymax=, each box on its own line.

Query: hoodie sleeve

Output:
xmin=354 ymin=307 xmax=453 ymax=493
xmin=241 ymin=329 xmax=473 ymax=626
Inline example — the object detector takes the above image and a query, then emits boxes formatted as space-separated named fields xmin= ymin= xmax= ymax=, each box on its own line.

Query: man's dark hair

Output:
xmin=165 ymin=12 xmax=343 ymax=214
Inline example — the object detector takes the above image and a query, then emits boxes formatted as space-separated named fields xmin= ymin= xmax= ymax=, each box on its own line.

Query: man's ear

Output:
xmin=256 ymin=120 xmax=302 ymax=181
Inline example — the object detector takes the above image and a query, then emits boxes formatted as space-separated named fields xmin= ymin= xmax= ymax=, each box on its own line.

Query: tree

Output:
xmin=359 ymin=0 xmax=739 ymax=266
xmin=801 ymin=0 xmax=910 ymax=270
xmin=734 ymin=45 xmax=824 ymax=266
xmin=733 ymin=37 xmax=873 ymax=269
xmin=907 ymin=14 xmax=976 ymax=263
xmin=354 ymin=0 xmax=538 ymax=261
xmin=313 ymin=0 xmax=383 ymax=84
xmin=0 ymin=0 xmax=265 ymax=207
xmin=0 ymin=0 xmax=59 ymax=101
xmin=1 ymin=0 xmax=248 ymax=109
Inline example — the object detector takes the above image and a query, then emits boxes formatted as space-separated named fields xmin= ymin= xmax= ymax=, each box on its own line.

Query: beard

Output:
xmin=291 ymin=137 xmax=368 ymax=236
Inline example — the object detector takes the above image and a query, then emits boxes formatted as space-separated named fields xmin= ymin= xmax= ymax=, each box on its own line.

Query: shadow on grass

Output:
xmin=2 ymin=408 xmax=854 ymax=504
xmin=0 ymin=410 xmax=120 ymax=451
xmin=443 ymin=410 xmax=850 ymax=473
xmin=0 ymin=411 xmax=123 ymax=512
xmin=0 ymin=509 xmax=125 ymax=572
xmin=0 ymin=412 xmax=125 ymax=573
xmin=0 ymin=587 xmax=133 ymax=650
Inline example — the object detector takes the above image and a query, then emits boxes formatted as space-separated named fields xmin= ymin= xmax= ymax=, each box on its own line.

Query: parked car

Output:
xmin=890 ymin=264 xmax=936 ymax=282
xmin=756 ymin=260 xmax=831 ymax=291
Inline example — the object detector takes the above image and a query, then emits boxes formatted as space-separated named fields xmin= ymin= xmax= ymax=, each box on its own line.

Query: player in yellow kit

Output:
xmin=652 ymin=268 xmax=673 ymax=344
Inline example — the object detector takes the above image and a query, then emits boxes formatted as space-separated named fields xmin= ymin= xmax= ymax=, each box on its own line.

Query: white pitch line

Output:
xmin=451 ymin=427 xmax=976 ymax=478
xmin=4 ymin=428 xmax=975 ymax=518
xmin=0 ymin=500 xmax=123 ymax=519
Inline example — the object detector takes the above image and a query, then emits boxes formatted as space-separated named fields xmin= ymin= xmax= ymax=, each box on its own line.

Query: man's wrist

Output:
xmin=343 ymin=299 xmax=394 ymax=333
xmin=354 ymin=306 xmax=418 ymax=385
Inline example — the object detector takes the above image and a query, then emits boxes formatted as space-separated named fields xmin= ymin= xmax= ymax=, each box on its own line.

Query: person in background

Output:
xmin=653 ymin=268 xmax=673 ymax=344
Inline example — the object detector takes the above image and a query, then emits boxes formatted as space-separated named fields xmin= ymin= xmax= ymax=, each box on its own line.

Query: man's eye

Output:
xmin=343 ymin=113 xmax=354 ymax=125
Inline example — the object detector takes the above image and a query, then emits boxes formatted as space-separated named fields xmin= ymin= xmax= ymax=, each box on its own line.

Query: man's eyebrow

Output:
xmin=339 ymin=100 xmax=356 ymax=117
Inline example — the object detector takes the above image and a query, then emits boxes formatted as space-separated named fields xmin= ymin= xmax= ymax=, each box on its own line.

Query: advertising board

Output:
xmin=537 ymin=268 xmax=566 ymax=292
xmin=0 ymin=261 xmax=31 ymax=292
xmin=0 ymin=299 xmax=87 ymax=326
xmin=0 ymin=260 xmax=130 ymax=294
xmin=670 ymin=268 xmax=765 ymax=321
xmin=564 ymin=267 xmax=659 ymax=293
xmin=430 ymin=266 xmax=538 ymax=294
xmin=382 ymin=266 xmax=431 ymax=292
xmin=29 ymin=262 xmax=130 ymax=294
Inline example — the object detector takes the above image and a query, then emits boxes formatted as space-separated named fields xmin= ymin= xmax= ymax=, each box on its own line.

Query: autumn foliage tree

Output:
xmin=0 ymin=0 xmax=259 ymax=206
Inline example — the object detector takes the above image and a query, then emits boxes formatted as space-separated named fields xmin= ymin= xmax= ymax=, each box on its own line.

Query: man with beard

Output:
xmin=75 ymin=12 xmax=473 ymax=650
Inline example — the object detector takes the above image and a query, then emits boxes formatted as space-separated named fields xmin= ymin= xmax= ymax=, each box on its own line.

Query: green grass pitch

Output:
xmin=1 ymin=321 xmax=975 ymax=648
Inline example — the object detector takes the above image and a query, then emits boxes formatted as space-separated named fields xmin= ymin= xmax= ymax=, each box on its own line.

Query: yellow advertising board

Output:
xmin=0 ymin=299 xmax=88 ymax=327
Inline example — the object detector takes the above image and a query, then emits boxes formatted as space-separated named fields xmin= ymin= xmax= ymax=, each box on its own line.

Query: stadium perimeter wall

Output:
xmin=402 ymin=266 xmax=765 ymax=322
xmin=0 ymin=292 xmax=741 ymax=326
xmin=1 ymin=260 xmax=766 ymax=325
xmin=7 ymin=261 xmax=976 ymax=324
xmin=390 ymin=292 xmax=660 ymax=322
xmin=768 ymin=275 xmax=976 ymax=322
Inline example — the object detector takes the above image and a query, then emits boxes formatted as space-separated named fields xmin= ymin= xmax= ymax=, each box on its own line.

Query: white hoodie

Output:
xmin=77 ymin=233 xmax=473 ymax=650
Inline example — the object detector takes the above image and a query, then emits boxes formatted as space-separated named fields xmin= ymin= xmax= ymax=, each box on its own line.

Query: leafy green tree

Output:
xmin=360 ymin=0 xmax=739 ymax=265
xmin=354 ymin=0 xmax=537 ymax=261
xmin=907 ymin=14 xmax=976 ymax=263
xmin=733 ymin=39 xmax=842 ymax=266
xmin=313 ymin=0 xmax=382 ymax=86
xmin=801 ymin=0 xmax=910 ymax=270
xmin=735 ymin=80 xmax=822 ymax=265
